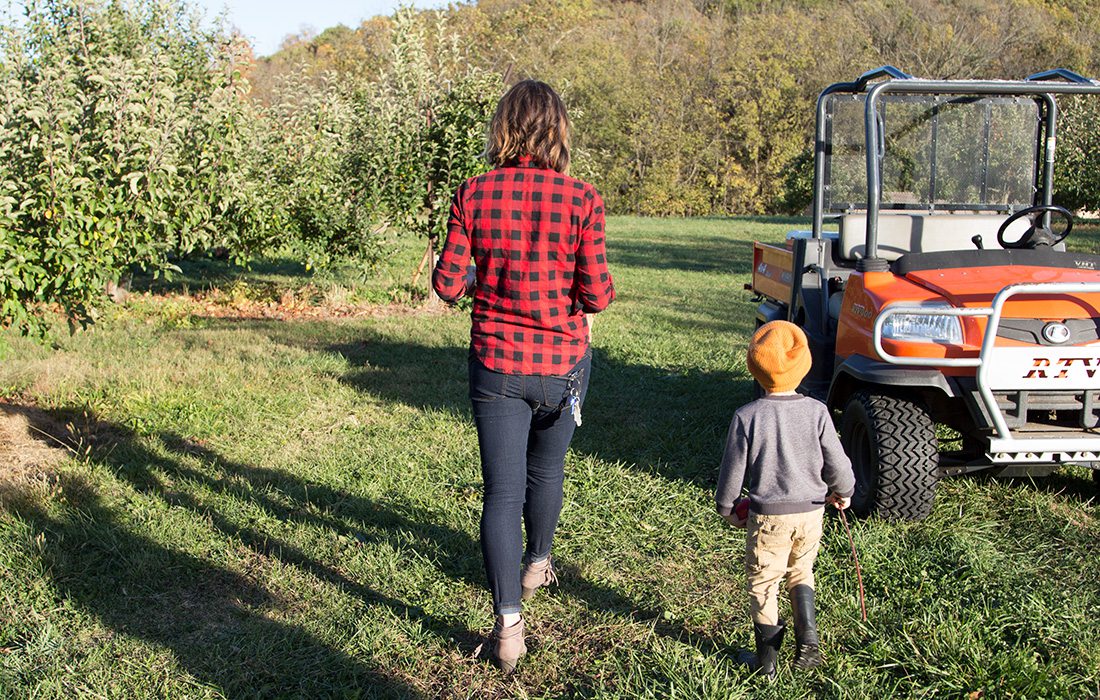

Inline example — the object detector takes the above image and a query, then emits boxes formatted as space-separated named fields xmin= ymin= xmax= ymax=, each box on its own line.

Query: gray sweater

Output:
xmin=715 ymin=394 xmax=855 ymax=516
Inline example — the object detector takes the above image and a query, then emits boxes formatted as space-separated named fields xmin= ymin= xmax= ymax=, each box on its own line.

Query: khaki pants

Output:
xmin=744 ymin=509 xmax=824 ymax=625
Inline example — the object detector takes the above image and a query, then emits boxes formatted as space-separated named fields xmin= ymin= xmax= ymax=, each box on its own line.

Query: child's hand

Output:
xmin=723 ymin=497 xmax=750 ymax=528
xmin=722 ymin=512 xmax=746 ymax=528
xmin=827 ymin=493 xmax=851 ymax=510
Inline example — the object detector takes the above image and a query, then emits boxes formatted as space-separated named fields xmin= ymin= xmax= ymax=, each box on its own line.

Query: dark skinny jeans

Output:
xmin=469 ymin=351 xmax=591 ymax=616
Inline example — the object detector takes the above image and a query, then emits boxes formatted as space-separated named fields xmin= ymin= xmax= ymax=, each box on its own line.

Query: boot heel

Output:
xmin=520 ymin=555 xmax=558 ymax=600
xmin=495 ymin=654 xmax=522 ymax=674
xmin=491 ymin=618 xmax=527 ymax=675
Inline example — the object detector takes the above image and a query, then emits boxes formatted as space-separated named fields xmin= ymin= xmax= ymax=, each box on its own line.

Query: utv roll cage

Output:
xmin=809 ymin=66 xmax=1100 ymax=271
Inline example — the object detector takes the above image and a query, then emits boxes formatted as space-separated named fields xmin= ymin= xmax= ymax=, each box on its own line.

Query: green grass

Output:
xmin=1 ymin=216 xmax=1098 ymax=698
xmin=1069 ymin=219 xmax=1100 ymax=254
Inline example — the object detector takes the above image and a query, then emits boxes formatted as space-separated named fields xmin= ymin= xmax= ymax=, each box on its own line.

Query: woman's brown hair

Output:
xmin=485 ymin=80 xmax=571 ymax=173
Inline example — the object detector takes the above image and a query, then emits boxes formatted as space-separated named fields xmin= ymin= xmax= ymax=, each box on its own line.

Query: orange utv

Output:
xmin=751 ymin=67 xmax=1100 ymax=520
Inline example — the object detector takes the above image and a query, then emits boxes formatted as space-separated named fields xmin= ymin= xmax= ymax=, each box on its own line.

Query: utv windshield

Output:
xmin=825 ymin=94 xmax=1040 ymax=212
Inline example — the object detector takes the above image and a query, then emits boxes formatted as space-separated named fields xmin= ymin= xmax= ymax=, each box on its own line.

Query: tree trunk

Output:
xmin=105 ymin=274 xmax=132 ymax=304
xmin=411 ymin=236 xmax=440 ymax=303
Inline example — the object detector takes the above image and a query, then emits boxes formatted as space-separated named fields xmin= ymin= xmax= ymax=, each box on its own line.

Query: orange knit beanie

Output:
xmin=747 ymin=321 xmax=812 ymax=394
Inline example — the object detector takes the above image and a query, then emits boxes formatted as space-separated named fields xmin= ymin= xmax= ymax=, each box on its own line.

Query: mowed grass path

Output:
xmin=1 ymin=217 xmax=1098 ymax=699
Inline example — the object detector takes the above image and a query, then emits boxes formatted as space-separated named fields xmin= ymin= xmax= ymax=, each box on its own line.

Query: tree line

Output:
xmin=257 ymin=0 xmax=1100 ymax=217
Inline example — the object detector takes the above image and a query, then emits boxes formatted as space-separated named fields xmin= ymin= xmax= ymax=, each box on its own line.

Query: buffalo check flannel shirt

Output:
xmin=432 ymin=157 xmax=615 ymax=376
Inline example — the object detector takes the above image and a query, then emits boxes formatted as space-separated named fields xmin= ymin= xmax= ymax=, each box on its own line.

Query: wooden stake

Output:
xmin=411 ymin=238 xmax=433 ymax=286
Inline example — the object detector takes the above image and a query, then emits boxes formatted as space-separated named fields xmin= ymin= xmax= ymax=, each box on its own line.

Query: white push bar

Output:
xmin=872 ymin=282 xmax=1100 ymax=453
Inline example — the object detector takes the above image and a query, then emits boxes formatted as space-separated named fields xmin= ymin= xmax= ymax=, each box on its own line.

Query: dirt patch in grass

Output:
xmin=129 ymin=289 xmax=454 ymax=324
xmin=0 ymin=401 xmax=69 ymax=482
xmin=0 ymin=400 xmax=74 ymax=509
xmin=1049 ymin=499 xmax=1096 ymax=529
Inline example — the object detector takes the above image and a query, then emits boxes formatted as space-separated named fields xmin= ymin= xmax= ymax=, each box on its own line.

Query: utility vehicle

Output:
xmin=750 ymin=66 xmax=1100 ymax=520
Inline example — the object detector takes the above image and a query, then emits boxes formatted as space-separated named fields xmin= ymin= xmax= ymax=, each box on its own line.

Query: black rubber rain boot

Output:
xmin=751 ymin=619 xmax=785 ymax=679
xmin=790 ymin=584 xmax=822 ymax=669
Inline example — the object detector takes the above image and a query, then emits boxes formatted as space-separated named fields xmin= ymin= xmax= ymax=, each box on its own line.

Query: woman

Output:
xmin=432 ymin=80 xmax=615 ymax=673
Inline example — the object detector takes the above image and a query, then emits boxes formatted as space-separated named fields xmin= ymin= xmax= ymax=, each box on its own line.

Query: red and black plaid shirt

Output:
xmin=433 ymin=156 xmax=615 ymax=375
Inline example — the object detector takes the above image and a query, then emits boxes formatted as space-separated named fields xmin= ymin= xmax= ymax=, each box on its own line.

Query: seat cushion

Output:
xmin=837 ymin=213 xmax=1032 ymax=260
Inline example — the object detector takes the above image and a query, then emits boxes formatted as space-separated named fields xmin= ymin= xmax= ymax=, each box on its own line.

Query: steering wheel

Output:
xmin=997 ymin=204 xmax=1074 ymax=249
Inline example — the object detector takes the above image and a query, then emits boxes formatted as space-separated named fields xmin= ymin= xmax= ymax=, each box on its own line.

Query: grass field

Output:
xmin=1 ymin=216 xmax=1098 ymax=699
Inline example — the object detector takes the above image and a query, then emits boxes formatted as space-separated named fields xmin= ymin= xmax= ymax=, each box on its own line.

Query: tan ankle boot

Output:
xmin=521 ymin=555 xmax=558 ymax=600
xmin=491 ymin=618 xmax=526 ymax=673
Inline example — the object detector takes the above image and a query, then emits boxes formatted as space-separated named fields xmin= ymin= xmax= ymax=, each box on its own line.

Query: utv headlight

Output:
xmin=881 ymin=305 xmax=963 ymax=344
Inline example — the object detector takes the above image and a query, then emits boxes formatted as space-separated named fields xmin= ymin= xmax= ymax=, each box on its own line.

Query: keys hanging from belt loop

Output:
xmin=557 ymin=365 xmax=585 ymax=428
xmin=568 ymin=387 xmax=583 ymax=427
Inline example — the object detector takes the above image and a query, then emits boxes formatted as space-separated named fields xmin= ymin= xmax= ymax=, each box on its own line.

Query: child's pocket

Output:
xmin=746 ymin=515 xmax=794 ymax=566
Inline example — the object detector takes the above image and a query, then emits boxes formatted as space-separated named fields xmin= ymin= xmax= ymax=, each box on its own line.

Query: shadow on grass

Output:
xmin=610 ymin=234 xmax=757 ymax=275
xmin=130 ymin=256 xmax=312 ymax=295
xmin=726 ymin=215 xmax=811 ymax=226
xmin=603 ymin=216 xmax=808 ymax=275
xmin=251 ymin=321 xmax=750 ymax=485
xmin=2 ymin=401 xmax=751 ymax=692
xmin=2 ymin=403 xmax=433 ymax=698
xmin=1004 ymin=469 xmax=1100 ymax=505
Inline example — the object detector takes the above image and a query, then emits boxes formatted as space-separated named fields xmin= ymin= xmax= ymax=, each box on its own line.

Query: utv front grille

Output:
xmin=993 ymin=390 xmax=1100 ymax=429
xmin=996 ymin=318 xmax=1100 ymax=345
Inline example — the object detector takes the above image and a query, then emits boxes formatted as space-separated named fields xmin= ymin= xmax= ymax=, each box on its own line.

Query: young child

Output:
xmin=715 ymin=320 xmax=855 ymax=679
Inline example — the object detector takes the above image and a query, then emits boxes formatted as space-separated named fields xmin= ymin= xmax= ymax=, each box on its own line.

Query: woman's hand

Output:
xmin=463 ymin=265 xmax=476 ymax=294
xmin=827 ymin=493 xmax=851 ymax=510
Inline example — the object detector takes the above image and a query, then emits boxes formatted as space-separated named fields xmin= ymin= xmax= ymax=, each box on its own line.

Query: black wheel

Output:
xmin=840 ymin=391 xmax=939 ymax=521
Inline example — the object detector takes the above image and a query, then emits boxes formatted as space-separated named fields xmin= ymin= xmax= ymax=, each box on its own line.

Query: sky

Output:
xmin=189 ymin=0 xmax=449 ymax=57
